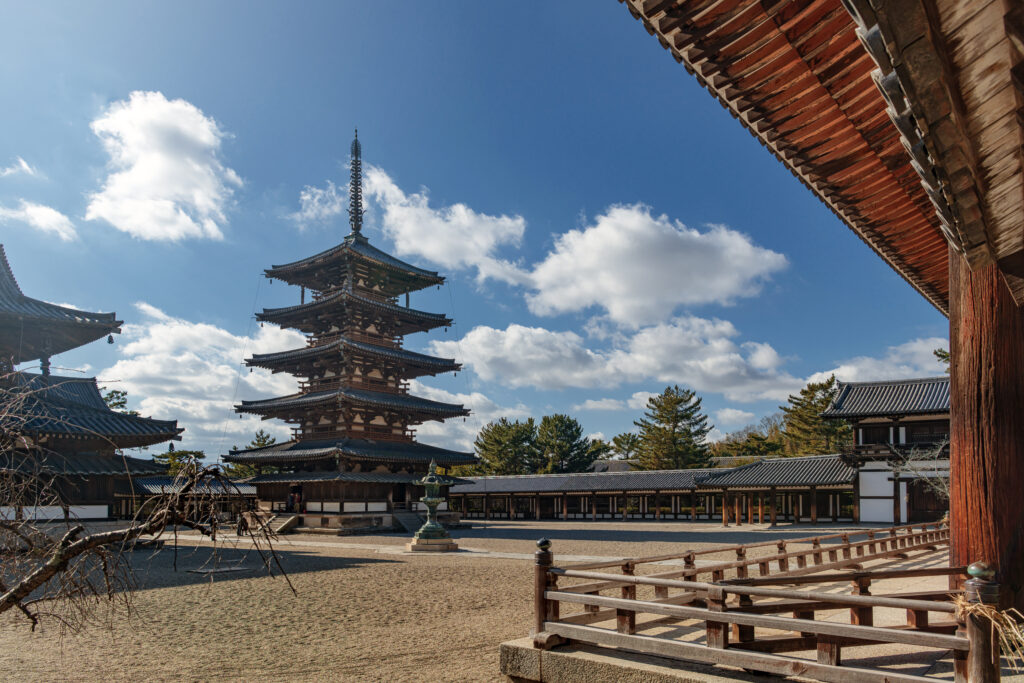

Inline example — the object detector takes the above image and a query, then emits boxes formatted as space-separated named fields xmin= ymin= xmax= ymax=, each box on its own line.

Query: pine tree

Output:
xmin=536 ymin=414 xmax=593 ymax=474
xmin=154 ymin=444 xmax=206 ymax=476
xmin=611 ymin=432 xmax=641 ymax=460
xmin=102 ymin=388 xmax=138 ymax=415
xmin=472 ymin=417 xmax=539 ymax=475
xmin=780 ymin=375 xmax=852 ymax=454
xmin=633 ymin=386 xmax=713 ymax=470
xmin=223 ymin=429 xmax=278 ymax=478
xmin=587 ymin=438 xmax=614 ymax=461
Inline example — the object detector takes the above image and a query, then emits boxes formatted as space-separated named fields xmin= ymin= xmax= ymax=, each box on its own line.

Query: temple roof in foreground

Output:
xmin=0 ymin=245 xmax=122 ymax=363
xmin=618 ymin=1 xmax=951 ymax=314
xmin=224 ymin=437 xmax=476 ymax=467
xmin=450 ymin=455 xmax=854 ymax=495
xmin=126 ymin=476 xmax=257 ymax=496
xmin=822 ymin=377 xmax=950 ymax=419
xmin=0 ymin=451 xmax=164 ymax=476
xmin=6 ymin=373 xmax=182 ymax=448
xmin=266 ymin=233 xmax=444 ymax=293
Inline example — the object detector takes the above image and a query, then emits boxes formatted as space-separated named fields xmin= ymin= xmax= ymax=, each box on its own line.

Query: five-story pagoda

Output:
xmin=224 ymin=133 xmax=475 ymax=528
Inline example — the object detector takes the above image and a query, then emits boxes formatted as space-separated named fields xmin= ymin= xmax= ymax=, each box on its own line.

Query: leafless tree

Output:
xmin=0 ymin=371 xmax=289 ymax=632
xmin=892 ymin=438 xmax=950 ymax=503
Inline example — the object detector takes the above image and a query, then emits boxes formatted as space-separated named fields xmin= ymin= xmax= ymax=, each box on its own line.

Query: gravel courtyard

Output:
xmin=0 ymin=521 xmax=986 ymax=682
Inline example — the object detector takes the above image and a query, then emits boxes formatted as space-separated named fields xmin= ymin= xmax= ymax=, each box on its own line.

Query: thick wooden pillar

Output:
xmin=722 ymin=493 xmax=730 ymax=526
xmin=654 ymin=491 xmax=661 ymax=520
xmin=734 ymin=494 xmax=742 ymax=526
xmin=810 ymin=487 xmax=818 ymax=525
xmin=562 ymin=494 xmax=568 ymax=520
xmin=757 ymin=494 xmax=764 ymax=524
xmin=591 ymin=492 xmax=597 ymax=521
xmin=691 ymin=494 xmax=697 ymax=521
xmin=534 ymin=494 xmax=540 ymax=520
xmin=769 ymin=488 xmax=777 ymax=526
xmin=950 ymin=252 xmax=1024 ymax=609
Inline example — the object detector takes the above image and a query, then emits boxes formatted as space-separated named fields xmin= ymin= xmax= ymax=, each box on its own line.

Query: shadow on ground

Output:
xmin=125 ymin=543 xmax=397 ymax=590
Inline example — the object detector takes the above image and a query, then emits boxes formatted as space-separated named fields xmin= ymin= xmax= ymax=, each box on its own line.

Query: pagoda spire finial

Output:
xmin=348 ymin=128 xmax=363 ymax=236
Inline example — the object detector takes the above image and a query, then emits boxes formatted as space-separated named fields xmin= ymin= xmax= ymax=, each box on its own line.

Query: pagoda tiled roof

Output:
xmin=244 ymin=470 xmax=467 ymax=485
xmin=236 ymin=386 xmax=468 ymax=419
xmin=246 ymin=336 xmax=458 ymax=373
xmin=265 ymin=234 xmax=444 ymax=290
xmin=6 ymin=373 xmax=182 ymax=447
xmin=256 ymin=288 xmax=450 ymax=331
xmin=0 ymin=451 xmax=165 ymax=477
xmin=821 ymin=377 xmax=950 ymax=419
xmin=224 ymin=437 xmax=477 ymax=467
xmin=0 ymin=245 xmax=122 ymax=363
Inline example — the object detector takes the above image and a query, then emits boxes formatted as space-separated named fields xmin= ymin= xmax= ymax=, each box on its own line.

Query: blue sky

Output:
xmin=0 ymin=2 xmax=948 ymax=457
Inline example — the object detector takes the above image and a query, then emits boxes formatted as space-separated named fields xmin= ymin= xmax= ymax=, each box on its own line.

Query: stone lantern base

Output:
xmin=406 ymin=537 xmax=459 ymax=552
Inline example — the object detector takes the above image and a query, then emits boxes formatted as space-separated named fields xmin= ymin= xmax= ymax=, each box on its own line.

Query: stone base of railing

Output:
xmin=500 ymin=637 xmax=776 ymax=683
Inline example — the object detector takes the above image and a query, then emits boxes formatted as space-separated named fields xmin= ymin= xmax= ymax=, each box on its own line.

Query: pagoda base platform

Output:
xmin=405 ymin=537 xmax=459 ymax=552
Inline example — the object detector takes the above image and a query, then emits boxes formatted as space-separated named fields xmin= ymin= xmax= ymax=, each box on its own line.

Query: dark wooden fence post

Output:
xmin=534 ymin=538 xmax=552 ymax=637
xmin=706 ymin=585 xmax=729 ymax=649
xmin=617 ymin=562 xmax=637 ymax=634
xmin=851 ymin=576 xmax=873 ymax=626
xmin=964 ymin=561 xmax=1001 ymax=683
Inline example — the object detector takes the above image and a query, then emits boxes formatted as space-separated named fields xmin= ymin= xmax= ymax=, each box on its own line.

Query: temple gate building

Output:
xmin=0 ymin=245 xmax=179 ymax=519
xmin=224 ymin=133 xmax=475 ymax=530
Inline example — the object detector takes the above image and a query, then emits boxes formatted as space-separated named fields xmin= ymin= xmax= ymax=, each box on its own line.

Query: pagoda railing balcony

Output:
xmin=298 ymin=377 xmax=408 ymax=394
xmin=294 ymin=425 xmax=415 ymax=442
xmin=343 ymin=330 xmax=401 ymax=348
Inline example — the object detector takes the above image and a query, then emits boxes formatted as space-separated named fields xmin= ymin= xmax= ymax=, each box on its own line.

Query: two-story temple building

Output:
xmin=224 ymin=133 xmax=476 ymax=531
xmin=823 ymin=376 xmax=950 ymax=524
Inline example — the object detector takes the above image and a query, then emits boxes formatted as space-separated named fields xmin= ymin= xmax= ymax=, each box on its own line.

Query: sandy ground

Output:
xmin=0 ymin=521 xmax=1015 ymax=682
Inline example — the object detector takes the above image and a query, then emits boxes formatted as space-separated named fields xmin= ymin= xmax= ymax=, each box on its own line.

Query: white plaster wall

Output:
xmin=860 ymin=499 xmax=894 ymax=523
xmin=860 ymin=468 xmax=894 ymax=497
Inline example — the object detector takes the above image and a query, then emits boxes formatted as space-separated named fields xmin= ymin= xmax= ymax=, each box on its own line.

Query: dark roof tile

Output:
xmin=822 ymin=377 xmax=949 ymax=418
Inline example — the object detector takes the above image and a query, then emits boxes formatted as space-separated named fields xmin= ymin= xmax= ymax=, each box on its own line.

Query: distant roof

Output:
xmin=0 ymin=245 xmax=122 ymax=363
xmin=265 ymin=233 xmax=444 ymax=292
xmin=451 ymin=469 xmax=719 ymax=495
xmin=695 ymin=455 xmax=856 ymax=490
xmin=224 ymin=437 xmax=477 ymax=467
xmin=451 ymin=455 xmax=856 ymax=495
xmin=236 ymin=386 xmax=468 ymax=419
xmin=245 ymin=470 xmax=466 ymax=486
xmin=822 ymin=377 xmax=950 ymax=419
xmin=7 ymin=373 xmax=182 ymax=448
xmin=0 ymin=451 xmax=165 ymax=477
xmin=128 ymin=476 xmax=256 ymax=497
xmin=246 ymin=336 xmax=458 ymax=377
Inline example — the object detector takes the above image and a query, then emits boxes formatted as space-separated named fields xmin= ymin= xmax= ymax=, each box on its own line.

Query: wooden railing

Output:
xmin=527 ymin=522 xmax=1003 ymax=682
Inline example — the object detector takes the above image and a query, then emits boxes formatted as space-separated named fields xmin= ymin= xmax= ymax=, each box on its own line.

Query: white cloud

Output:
xmin=0 ymin=200 xmax=76 ymax=241
xmin=810 ymin=337 xmax=949 ymax=383
xmin=0 ymin=157 xmax=38 ymax=178
xmin=407 ymin=379 xmax=528 ymax=452
xmin=573 ymin=398 xmax=626 ymax=411
xmin=525 ymin=205 xmax=787 ymax=326
xmin=627 ymin=391 xmax=656 ymax=409
xmin=86 ymin=91 xmax=242 ymax=241
xmin=290 ymin=180 xmax=345 ymax=227
xmin=365 ymin=166 xmax=527 ymax=284
xmin=715 ymin=408 xmax=756 ymax=426
xmin=434 ymin=317 xmax=802 ymax=402
xmin=99 ymin=303 xmax=305 ymax=452
xmin=431 ymin=324 xmax=617 ymax=390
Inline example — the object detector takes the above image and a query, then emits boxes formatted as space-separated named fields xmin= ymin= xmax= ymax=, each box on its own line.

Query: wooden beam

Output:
xmin=950 ymin=248 xmax=1024 ymax=610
